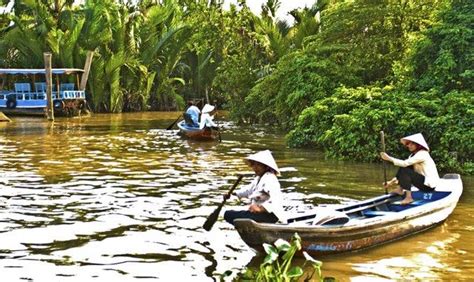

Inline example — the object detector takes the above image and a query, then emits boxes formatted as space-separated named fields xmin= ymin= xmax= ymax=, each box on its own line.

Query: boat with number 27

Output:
xmin=233 ymin=174 xmax=463 ymax=256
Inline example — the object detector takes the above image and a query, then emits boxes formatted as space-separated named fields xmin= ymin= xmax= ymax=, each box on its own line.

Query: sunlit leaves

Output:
xmin=241 ymin=233 xmax=325 ymax=281
xmin=409 ymin=0 xmax=473 ymax=92
xmin=274 ymin=238 xmax=291 ymax=252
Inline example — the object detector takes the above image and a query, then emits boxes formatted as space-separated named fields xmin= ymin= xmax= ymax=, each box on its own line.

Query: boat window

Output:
xmin=60 ymin=83 xmax=75 ymax=91
xmin=35 ymin=82 xmax=46 ymax=92
xmin=14 ymin=83 xmax=31 ymax=93
xmin=35 ymin=83 xmax=56 ymax=93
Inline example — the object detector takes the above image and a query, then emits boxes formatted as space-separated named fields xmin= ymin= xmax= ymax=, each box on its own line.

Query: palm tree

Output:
xmin=136 ymin=0 xmax=191 ymax=110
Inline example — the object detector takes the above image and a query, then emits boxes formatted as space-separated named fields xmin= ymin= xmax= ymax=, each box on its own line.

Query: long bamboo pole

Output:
xmin=380 ymin=131 xmax=387 ymax=194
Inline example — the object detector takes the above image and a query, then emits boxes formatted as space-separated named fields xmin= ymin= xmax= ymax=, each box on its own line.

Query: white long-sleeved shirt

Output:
xmin=389 ymin=150 xmax=440 ymax=188
xmin=234 ymin=172 xmax=286 ymax=223
xmin=199 ymin=113 xmax=217 ymax=129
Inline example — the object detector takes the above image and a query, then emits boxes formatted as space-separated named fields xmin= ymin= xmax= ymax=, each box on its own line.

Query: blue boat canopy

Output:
xmin=0 ymin=68 xmax=84 ymax=75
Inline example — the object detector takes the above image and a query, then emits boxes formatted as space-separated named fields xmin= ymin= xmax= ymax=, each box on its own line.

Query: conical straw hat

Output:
xmin=245 ymin=150 xmax=280 ymax=174
xmin=400 ymin=133 xmax=430 ymax=151
xmin=201 ymin=104 xmax=215 ymax=113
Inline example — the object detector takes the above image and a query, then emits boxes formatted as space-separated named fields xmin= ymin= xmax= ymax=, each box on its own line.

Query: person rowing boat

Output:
xmin=224 ymin=150 xmax=286 ymax=225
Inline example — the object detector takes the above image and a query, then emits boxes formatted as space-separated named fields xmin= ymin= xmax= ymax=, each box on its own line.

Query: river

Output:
xmin=0 ymin=112 xmax=472 ymax=281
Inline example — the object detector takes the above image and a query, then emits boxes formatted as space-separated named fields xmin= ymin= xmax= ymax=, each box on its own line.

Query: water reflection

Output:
xmin=0 ymin=112 xmax=472 ymax=281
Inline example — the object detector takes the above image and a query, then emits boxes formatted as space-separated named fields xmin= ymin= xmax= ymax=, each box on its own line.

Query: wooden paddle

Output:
xmin=203 ymin=175 xmax=244 ymax=231
xmin=380 ymin=130 xmax=388 ymax=194
xmin=217 ymin=126 xmax=222 ymax=142
xmin=214 ymin=107 xmax=222 ymax=142
xmin=166 ymin=114 xmax=182 ymax=130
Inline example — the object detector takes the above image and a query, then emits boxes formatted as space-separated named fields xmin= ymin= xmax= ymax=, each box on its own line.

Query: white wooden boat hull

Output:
xmin=233 ymin=174 xmax=463 ymax=256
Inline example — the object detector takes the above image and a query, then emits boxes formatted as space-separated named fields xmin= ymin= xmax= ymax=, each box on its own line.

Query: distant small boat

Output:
xmin=0 ymin=68 xmax=89 ymax=117
xmin=233 ymin=174 xmax=463 ymax=256
xmin=177 ymin=120 xmax=219 ymax=141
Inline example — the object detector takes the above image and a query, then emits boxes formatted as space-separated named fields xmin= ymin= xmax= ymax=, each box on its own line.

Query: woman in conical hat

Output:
xmin=380 ymin=133 xmax=440 ymax=205
xmin=199 ymin=104 xmax=218 ymax=130
xmin=224 ymin=150 xmax=286 ymax=225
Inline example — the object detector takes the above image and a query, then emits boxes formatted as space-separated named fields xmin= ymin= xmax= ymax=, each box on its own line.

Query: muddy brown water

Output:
xmin=0 ymin=112 xmax=472 ymax=281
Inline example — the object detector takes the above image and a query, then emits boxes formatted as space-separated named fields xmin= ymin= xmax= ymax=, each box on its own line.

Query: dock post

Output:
xmin=79 ymin=51 xmax=94 ymax=91
xmin=43 ymin=52 xmax=54 ymax=121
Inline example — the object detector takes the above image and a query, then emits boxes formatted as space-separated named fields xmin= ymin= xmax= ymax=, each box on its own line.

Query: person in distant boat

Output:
xmin=224 ymin=150 xmax=286 ymax=225
xmin=380 ymin=133 xmax=440 ymax=205
xmin=184 ymin=100 xmax=200 ymax=127
xmin=199 ymin=104 xmax=218 ymax=130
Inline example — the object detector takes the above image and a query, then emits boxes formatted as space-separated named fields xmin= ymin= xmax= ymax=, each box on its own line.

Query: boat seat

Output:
xmin=388 ymin=200 xmax=427 ymax=212
xmin=408 ymin=200 xmax=425 ymax=206
xmin=392 ymin=200 xmax=425 ymax=206
xmin=34 ymin=82 xmax=55 ymax=96
xmin=342 ymin=194 xmax=402 ymax=215
xmin=312 ymin=209 xmax=349 ymax=226
xmin=363 ymin=210 xmax=396 ymax=217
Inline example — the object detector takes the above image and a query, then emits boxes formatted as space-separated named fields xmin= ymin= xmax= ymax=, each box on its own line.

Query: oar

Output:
xmin=217 ymin=126 xmax=222 ymax=142
xmin=214 ymin=108 xmax=222 ymax=142
xmin=380 ymin=130 xmax=388 ymax=194
xmin=203 ymin=175 xmax=244 ymax=231
xmin=166 ymin=114 xmax=182 ymax=130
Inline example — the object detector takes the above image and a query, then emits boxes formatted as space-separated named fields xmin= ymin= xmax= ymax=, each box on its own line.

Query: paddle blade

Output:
xmin=203 ymin=204 xmax=223 ymax=231
xmin=203 ymin=175 xmax=243 ymax=231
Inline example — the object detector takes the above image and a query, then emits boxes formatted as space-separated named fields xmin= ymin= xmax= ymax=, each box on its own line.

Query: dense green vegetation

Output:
xmin=235 ymin=233 xmax=330 ymax=281
xmin=0 ymin=0 xmax=472 ymax=173
xmin=284 ymin=0 xmax=473 ymax=174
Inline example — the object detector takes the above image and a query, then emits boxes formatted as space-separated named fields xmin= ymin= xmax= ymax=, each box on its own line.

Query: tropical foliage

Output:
xmin=235 ymin=233 xmax=332 ymax=281
xmin=0 ymin=0 xmax=471 ymax=173
xmin=286 ymin=0 xmax=473 ymax=174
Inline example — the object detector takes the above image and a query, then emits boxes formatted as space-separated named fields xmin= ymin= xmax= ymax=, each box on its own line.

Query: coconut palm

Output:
xmin=135 ymin=0 xmax=191 ymax=110
xmin=79 ymin=0 xmax=128 ymax=112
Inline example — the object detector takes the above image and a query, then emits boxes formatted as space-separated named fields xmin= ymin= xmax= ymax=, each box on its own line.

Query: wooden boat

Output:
xmin=177 ymin=120 xmax=219 ymax=141
xmin=0 ymin=68 xmax=90 ymax=117
xmin=233 ymin=174 xmax=463 ymax=256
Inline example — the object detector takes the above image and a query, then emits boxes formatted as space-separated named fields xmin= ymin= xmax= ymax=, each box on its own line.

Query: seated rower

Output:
xmin=380 ymin=133 xmax=439 ymax=205
xmin=199 ymin=104 xmax=218 ymax=130
xmin=224 ymin=150 xmax=286 ymax=225
xmin=184 ymin=100 xmax=200 ymax=127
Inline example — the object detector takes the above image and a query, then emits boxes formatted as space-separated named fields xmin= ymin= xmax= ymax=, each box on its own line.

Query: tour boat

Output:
xmin=0 ymin=68 xmax=89 ymax=117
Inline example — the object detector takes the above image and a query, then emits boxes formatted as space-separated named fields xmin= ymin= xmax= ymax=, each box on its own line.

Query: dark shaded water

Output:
xmin=0 ymin=112 xmax=472 ymax=281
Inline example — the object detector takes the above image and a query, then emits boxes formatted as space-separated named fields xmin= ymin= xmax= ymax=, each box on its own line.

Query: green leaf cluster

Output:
xmin=408 ymin=0 xmax=473 ymax=92
xmin=288 ymin=86 xmax=473 ymax=173
xmin=238 ymin=233 xmax=329 ymax=282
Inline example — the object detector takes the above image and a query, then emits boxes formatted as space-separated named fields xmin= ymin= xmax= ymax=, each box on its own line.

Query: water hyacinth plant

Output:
xmin=240 ymin=233 xmax=332 ymax=281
